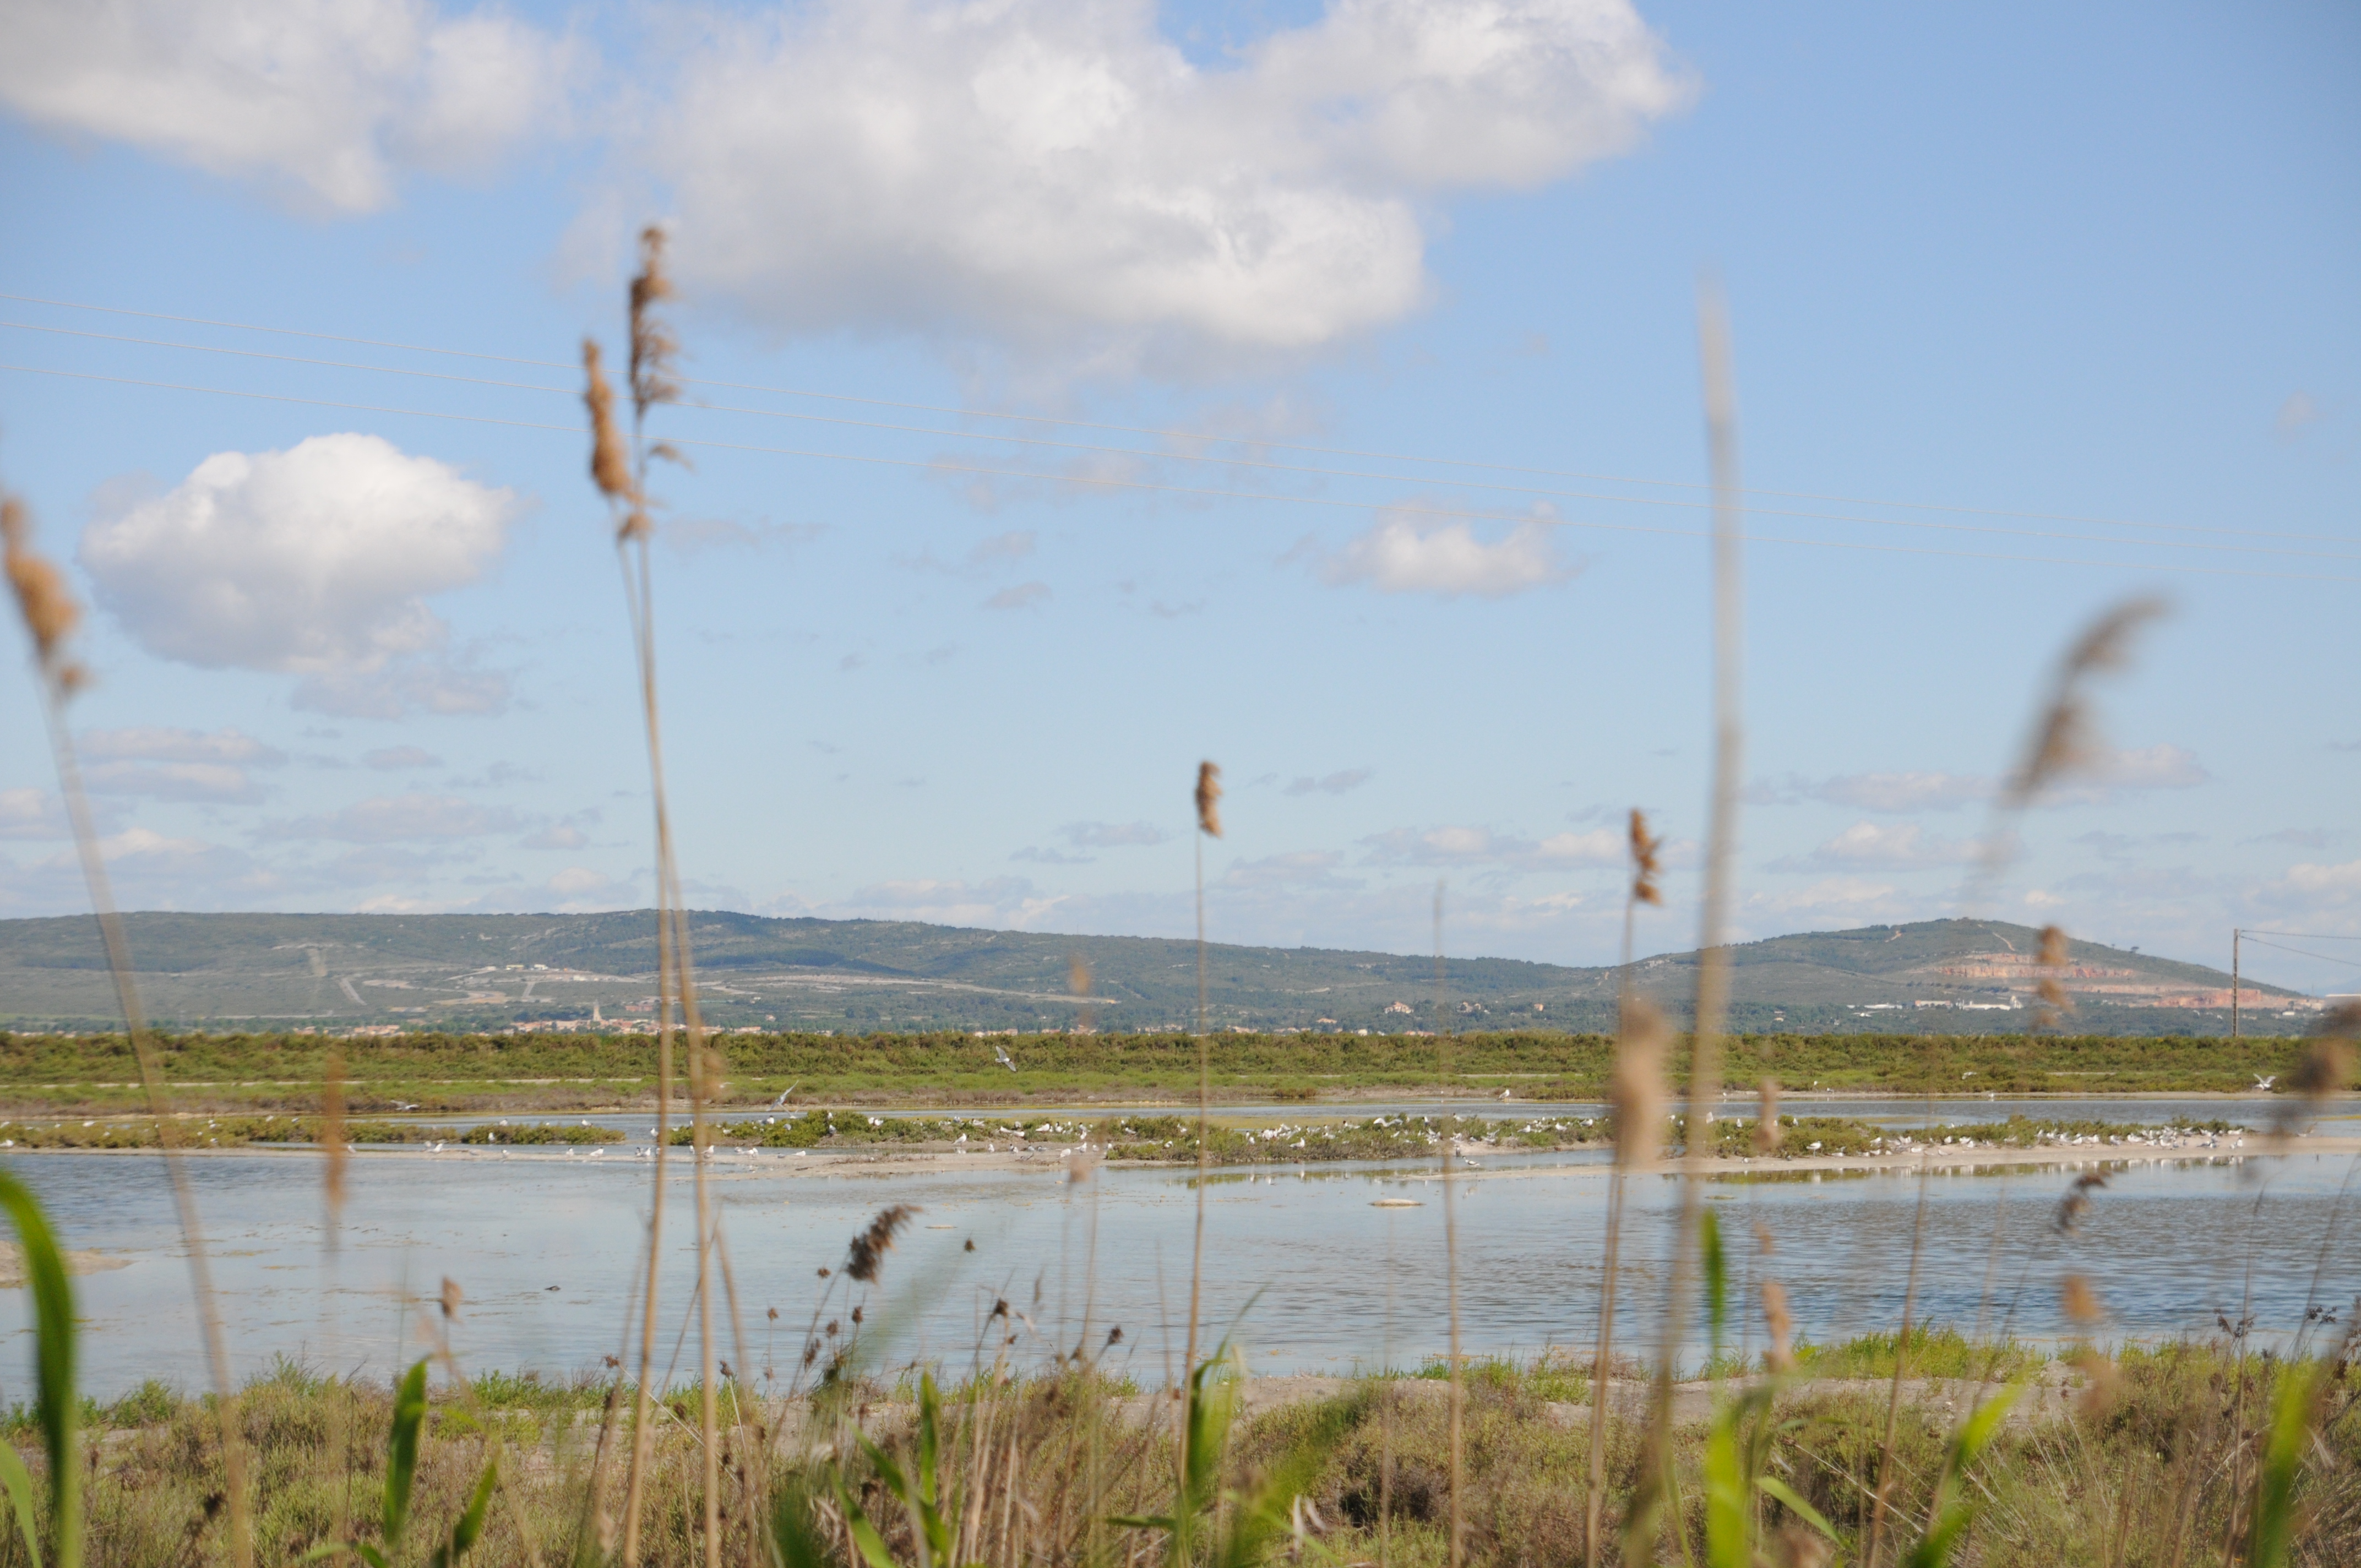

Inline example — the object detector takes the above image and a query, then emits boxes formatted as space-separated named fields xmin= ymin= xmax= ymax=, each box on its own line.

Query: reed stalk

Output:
xmin=1434 ymin=881 xmax=1464 ymax=1568
xmin=6 ymin=489 xmax=255 ymax=1568
xmin=1631 ymin=280 xmax=1745 ymax=1561
xmin=584 ymin=224 xmax=723 ymax=1566
xmin=1587 ymin=809 xmax=1663 ymax=1566
xmin=1183 ymin=761 xmax=1221 ymax=1480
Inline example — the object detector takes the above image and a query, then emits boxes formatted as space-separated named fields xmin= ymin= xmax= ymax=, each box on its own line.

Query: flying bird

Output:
xmin=2254 ymin=1075 xmax=2277 ymax=1091
xmin=994 ymin=1045 xmax=1017 ymax=1072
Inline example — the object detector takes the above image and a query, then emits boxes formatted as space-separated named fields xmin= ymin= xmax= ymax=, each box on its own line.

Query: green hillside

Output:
xmin=0 ymin=912 xmax=2316 ymax=1036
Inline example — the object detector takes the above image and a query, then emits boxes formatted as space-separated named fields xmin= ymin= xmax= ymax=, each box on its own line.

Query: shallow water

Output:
xmin=3 ymin=1141 xmax=2358 ymax=1401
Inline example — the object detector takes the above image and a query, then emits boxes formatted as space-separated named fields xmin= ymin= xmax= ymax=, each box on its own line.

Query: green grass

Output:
xmin=0 ymin=1028 xmax=2333 ymax=1121
xmin=19 ymin=1332 xmax=2355 ymax=1565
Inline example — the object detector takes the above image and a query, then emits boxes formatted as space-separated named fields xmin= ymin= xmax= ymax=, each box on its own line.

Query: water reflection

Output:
xmin=1 ymin=1145 xmax=2353 ymax=1399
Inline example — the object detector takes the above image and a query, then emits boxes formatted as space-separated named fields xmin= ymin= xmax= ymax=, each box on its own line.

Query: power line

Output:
xmin=6 ymin=319 xmax=2358 ymax=569
xmin=2239 ymin=936 xmax=2361 ymax=972
xmin=3 ymin=288 xmax=2349 ymax=550
xmin=8 ymin=359 xmax=2357 ymax=586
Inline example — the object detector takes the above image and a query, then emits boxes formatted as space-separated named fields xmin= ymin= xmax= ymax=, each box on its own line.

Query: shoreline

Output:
xmin=9 ymin=1133 xmax=2354 ymax=1183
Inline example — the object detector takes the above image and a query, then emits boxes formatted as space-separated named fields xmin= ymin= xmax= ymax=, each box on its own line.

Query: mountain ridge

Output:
xmin=0 ymin=911 xmax=2318 ymax=1036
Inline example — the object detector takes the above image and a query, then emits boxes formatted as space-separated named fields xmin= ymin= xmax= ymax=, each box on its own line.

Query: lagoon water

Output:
xmin=3 ymin=1113 xmax=2357 ymax=1400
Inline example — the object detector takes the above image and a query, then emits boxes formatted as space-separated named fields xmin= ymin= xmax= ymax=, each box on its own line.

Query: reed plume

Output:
xmin=587 ymin=224 xmax=725 ymax=1567
xmin=1586 ymin=812 xmax=1670 ymax=1567
xmin=2033 ymin=922 xmax=2077 ymax=1032
xmin=1183 ymin=759 xmax=1221 ymax=1480
xmin=1761 ymin=1279 xmax=1794 ymax=1373
xmin=2006 ymin=597 xmax=2168 ymax=808
xmin=3 ymin=486 xmax=254 ymax=1566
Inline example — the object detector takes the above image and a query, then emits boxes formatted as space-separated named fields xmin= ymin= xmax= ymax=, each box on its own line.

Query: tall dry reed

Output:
xmin=1433 ymin=880 xmax=1465 ymax=1568
xmin=3 ymin=487 xmax=256 ymax=1567
xmin=583 ymin=224 xmax=728 ymax=1566
xmin=1626 ymin=279 xmax=1748 ymax=1561
xmin=1586 ymin=808 xmax=1666 ymax=1566
xmin=1184 ymin=759 xmax=1222 ymax=1480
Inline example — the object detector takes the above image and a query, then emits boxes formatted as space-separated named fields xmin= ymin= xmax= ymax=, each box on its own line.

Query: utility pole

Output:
xmin=2232 ymin=928 xmax=2241 ymax=1043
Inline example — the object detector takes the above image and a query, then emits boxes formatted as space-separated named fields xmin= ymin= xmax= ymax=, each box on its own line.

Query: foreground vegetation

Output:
xmin=4 ymin=1325 xmax=2354 ymax=1566
xmin=0 ymin=1029 xmax=2332 ymax=1119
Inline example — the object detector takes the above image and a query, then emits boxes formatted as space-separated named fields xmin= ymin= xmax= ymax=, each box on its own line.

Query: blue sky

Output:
xmin=0 ymin=0 xmax=2354 ymax=991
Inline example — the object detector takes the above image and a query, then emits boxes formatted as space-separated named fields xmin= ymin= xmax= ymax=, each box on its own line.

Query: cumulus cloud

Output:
xmin=80 ymin=760 xmax=267 ymax=804
xmin=835 ymin=876 xmax=1069 ymax=929
xmin=260 ymin=792 xmax=524 ymax=843
xmin=1803 ymin=771 xmax=1992 ymax=813
xmin=81 ymin=434 xmax=519 ymax=679
xmin=1063 ymin=821 xmax=1169 ymax=848
xmin=2092 ymin=743 xmax=2207 ymax=792
xmin=292 ymin=657 xmax=511 ymax=720
xmin=79 ymin=726 xmax=286 ymax=766
xmin=1778 ymin=821 xmax=1976 ymax=871
xmin=648 ymin=0 xmax=1689 ymax=370
xmin=0 ymin=0 xmax=578 ymax=211
xmin=1219 ymin=851 xmax=1362 ymax=891
xmin=984 ymin=582 xmax=1053 ymax=611
xmin=2271 ymin=859 xmax=2361 ymax=905
xmin=523 ymin=824 xmax=591 ymax=851
xmin=1286 ymin=769 xmax=1373 ymax=796
xmin=1738 ymin=876 xmax=1912 ymax=927
xmin=66 ymin=726 xmax=290 ymax=803
xmin=3 ymin=827 xmax=279 ymax=911
xmin=0 ymin=788 xmax=71 ymax=841
xmin=1761 ymin=749 xmax=2204 ymax=814
xmin=1317 ymin=507 xmax=1572 ymax=597
xmin=1361 ymin=824 xmax=1620 ymax=868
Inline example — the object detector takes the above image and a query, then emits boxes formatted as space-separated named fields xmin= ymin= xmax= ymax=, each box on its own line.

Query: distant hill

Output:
xmin=0 ymin=912 xmax=2319 ymax=1036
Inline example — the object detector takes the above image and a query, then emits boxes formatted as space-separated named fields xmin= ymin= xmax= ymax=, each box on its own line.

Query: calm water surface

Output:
xmin=4 ymin=1139 xmax=2358 ymax=1399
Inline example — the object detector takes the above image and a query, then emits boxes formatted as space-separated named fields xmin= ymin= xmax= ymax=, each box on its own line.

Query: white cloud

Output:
xmin=1739 ymin=876 xmax=1912 ymax=926
xmin=648 ymin=0 xmax=1688 ymax=370
xmin=1318 ymin=508 xmax=1571 ymax=596
xmin=1786 ymin=821 xmax=1976 ymax=871
xmin=78 ymin=726 xmax=286 ymax=766
xmin=1766 ymin=750 xmax=2202 ymax=814
xmin=68 ymin=727 xmax=288 ymax=803
xmin=2093 ymin=743 xmax=2207 ymax=792
xmin=82 ymin=434 xmax=518 ymax=682
xmin=1064 ymin=821 xmax=1169 ymax=848
xmin=833 ymin=876 xmax=1071 ymax=929
xmin=261 ymin=792 xmax=524 ymax=843
xmin=1286 ymin=769 xmax=1373 ymax=796
xmin=2274 ymin=859 xmax=2361 ymax=902
xmin=523 ymin=824 xmax=591 ymax=851
xmin=0 ymin=0 xmax=578 ymax=211
xmin=80 ymin=760 xmax=266 ymax=804
xmin=292 ymin=657 xmax=511 ymax=720
xmin=0 ymin=788 xmax=70 ymax=841
xmin=1361 ymin=824 xmax=1620 ymax=868
xmin=1219 ymin=851 xmax=1362 ymax=891
xmin=984 ymin=582 xmax=1053 ymax=611
xmin=1808 ymin=771 xmax=1992 ymax=813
